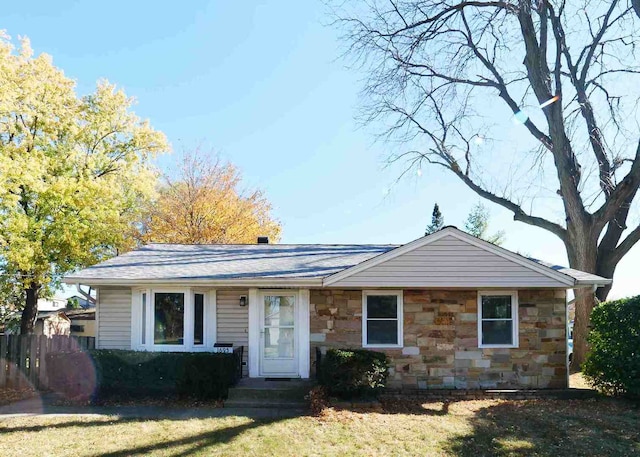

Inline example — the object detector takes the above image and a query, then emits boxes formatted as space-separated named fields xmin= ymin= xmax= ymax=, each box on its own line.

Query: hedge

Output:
xmin=46 ymin=350 xmax=239 ymax=400
xmin=176 ymin=353 xmax=239 ymax=399
xmin=317 ymin=348 xmax=388 ymax=399
xmin=583 ymin=296 xmax=640 ymax=398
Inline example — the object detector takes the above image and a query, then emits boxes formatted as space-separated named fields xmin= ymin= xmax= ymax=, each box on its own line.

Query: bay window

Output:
xmin=193 ymin=293 xmax=204 ymax=346
xmin=154 ymin=292 xmax=185 ymax=345
xmin=132 ymin=288 xmax=215 ymax=351
xmin=141 ymin=292 xmax=147 ymax=345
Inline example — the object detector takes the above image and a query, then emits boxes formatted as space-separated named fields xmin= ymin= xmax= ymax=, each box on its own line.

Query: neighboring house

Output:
xmin=2 ymin=296 xmax=78 ymax=335
xmin=567 ymin=298 xmax=576 ymax=322
xmin=34 ymin=308 xmax=96 ymax=337
xmin=37 ymin=297 xmax=68 ymax=312
xmin=66 ymin=308 xmax=96 ymax=337
xmin=66 ymin=294 xmax=94 ymax=309
xmin=35 ymin=311 xmax=71 ymax=337
xmin=64 ymin=227 xmax=610 ymax=390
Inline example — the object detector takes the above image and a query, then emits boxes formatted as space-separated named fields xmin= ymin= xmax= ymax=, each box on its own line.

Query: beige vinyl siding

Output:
xmin=216 ymin=289 xmax=248 ymax=376
xmin=70 ymin=319 xmax=96 ymax=337
xmin=330 ymin=235 xmax=567 ymax=288
xmin=97 ymin=287 xmax=132 ymax=349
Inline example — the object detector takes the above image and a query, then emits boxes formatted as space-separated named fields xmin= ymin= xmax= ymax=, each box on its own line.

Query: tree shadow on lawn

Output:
xmin=445 ymin=398 xmax=640 ymax=457
xmin=376 ymin=396 xmax=452 ymax=416
xmin=1 ymin=412 xmax=301 ymax=457
xmin=97 ymin=417 xmax=283 ymax=457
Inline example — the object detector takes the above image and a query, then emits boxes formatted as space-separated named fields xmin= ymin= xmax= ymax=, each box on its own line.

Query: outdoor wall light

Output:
xmin=239 ymin=295 xmax=247 ymax=307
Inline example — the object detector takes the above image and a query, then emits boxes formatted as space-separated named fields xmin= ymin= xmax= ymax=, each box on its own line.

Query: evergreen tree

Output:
xmin=425 ymin=203 xmax=444 ymax=235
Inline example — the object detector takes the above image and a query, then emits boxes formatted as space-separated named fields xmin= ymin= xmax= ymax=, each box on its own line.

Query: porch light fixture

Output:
xmin=239 ymin=295 xmax=247 ymax=307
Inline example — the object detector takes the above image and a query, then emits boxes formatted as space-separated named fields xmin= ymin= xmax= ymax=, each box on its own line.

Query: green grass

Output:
xmin=0 ymin=399 xmax=638 ymax=456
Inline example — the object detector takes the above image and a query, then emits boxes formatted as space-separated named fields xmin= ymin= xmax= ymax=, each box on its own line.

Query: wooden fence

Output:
xmin=0 ymin=335 xmax=95 ymax=390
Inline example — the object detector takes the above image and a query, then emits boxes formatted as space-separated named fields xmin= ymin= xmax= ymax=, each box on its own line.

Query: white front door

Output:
xmin=259 ymin=291 xmax=298 ymax=376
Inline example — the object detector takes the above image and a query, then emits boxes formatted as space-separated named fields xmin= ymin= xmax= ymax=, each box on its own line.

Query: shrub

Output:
xmin=176 ymin=352 xmax=239 ymax=399
xmin=318 ymin=348 xmax=388 ymax=399
xmin=91 ymin=350 xmax=183 ymax=398
xmin=48 ymin=350 xmax=240 ymax=401
xmin=306 ymin=385 xmax=329 ymax=415
xmin=583 ymin=296 xmax=640 ymax=398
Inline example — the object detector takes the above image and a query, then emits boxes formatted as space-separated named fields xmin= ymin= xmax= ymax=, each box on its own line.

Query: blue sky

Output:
xmin=5 ymin=0 xmax=638 ymax=299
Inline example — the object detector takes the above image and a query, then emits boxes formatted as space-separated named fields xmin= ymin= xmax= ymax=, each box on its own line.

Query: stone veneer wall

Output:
xmin=310 ymin=289 xmax=567 ymax=390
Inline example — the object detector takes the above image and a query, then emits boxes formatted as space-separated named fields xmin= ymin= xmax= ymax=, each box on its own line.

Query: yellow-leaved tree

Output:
xmin=0 ymin=33 xmax=168 ymax=333
xmin=142 ymin=151 xmax=281 ymax=244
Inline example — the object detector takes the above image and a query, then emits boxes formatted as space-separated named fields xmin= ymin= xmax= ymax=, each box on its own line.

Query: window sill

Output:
xmin=134 ymin=345 xmax=215 ymax=352
xmin=363 ymin=344 xmax=403 ymax=349
xmin=478 ymin=344 xmax=519 ymax=349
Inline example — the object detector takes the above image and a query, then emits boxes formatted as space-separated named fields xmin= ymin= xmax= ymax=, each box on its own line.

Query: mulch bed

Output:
xmin=48 ymin=393 xmax=223 ymax=409
xmin=0 ymin=387 xmax=38 ymax=406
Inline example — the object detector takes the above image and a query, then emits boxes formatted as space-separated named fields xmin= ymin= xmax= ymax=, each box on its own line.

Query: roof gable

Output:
xmin=323 ymin=228 xmax=576 ymax=288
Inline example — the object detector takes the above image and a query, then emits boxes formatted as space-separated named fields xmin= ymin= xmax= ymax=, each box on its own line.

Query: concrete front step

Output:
xmin=223 ymin=399 xmax=309 ymax=409
xmin=225 ymin=378 xmax=314 ymax=407
xmin=227 ymin=386 xmax=311 ymax=401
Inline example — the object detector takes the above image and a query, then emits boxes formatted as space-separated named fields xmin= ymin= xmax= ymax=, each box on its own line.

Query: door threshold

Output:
xmin=251 ymin=376 xmax=301 ymax=380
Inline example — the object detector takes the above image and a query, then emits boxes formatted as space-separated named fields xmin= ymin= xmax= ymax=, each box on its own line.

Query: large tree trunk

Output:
xmin=565 ymin=229 xmax=599 ymax=369
xmin=571 ymin=288 xmax=596 ymax=369
xmin=595 ymin=261 xmax=617 ymax=303
xmin=20 ymin=282 xmax=40 ymax=335
xmin=566 ymin=223 xmax=623 ymax=368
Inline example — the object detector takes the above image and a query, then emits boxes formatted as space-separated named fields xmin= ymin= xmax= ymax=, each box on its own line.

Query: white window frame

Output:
xmin=131 ymin=287 xmax=217 ymax=352
xmin=477 ymin=290 xmax=519 ymax=349
xmin=362 ymin=290 xmax=403 ymax=349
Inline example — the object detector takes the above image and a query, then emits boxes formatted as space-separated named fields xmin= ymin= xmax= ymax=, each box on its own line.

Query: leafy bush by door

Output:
xmin=583 ymin=296 xmax=640 ymax=398
xmin=317 ymin=348 xmax=388 ymax=399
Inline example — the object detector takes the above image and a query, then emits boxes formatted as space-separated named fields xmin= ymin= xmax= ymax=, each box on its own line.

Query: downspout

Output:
xmin=76 ymin=284 xmax=96 ymax=305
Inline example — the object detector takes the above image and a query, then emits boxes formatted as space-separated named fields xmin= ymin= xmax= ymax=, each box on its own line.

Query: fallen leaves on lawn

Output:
xmin=0 ymin=387 xmax=37 ymax=406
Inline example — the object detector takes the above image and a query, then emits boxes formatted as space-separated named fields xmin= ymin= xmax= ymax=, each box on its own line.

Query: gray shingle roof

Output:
xmin=65 ymin=243 xmax=397 ymax=282
xmin=65 ymin=227 xmax=611 ymax=287
xmin=527 ymin=258 xmax=609 ymax=285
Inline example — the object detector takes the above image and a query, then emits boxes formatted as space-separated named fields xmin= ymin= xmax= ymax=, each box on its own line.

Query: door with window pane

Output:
xmin=259 ymin=293 xmax=298 ymax=376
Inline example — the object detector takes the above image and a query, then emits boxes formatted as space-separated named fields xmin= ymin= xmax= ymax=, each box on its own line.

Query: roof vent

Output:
xmin=257 ymin=236 xmax=269 ymax=244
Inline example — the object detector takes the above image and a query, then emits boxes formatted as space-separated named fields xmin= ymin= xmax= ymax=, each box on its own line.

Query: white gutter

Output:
xmin=573 ymin=278 xmax=613 ymax=288
xmin=66 ymin=278 xmax=610 ymax=290
xmin=64 ymin=277 xmax=324 ymax=288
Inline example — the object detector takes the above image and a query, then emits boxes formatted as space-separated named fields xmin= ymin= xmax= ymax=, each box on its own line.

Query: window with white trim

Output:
xmin=141 ymin=292 xmax=147 ymax=345
xmin=154 ymin=292 xmax=185 ymax=345
xmin=134 ymin=288 xmax=215 ymax=351
xmin=362 ymin=290 xmax=403 ymax=347
xmin=193 ymin=293 xmax=204 ymax=346
xmin=478 ymin=291 xmax=518 ymax=348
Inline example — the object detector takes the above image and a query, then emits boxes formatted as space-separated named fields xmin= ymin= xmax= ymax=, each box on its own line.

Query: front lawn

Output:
xmin=0 ymin=399 xmax=638 ymax=456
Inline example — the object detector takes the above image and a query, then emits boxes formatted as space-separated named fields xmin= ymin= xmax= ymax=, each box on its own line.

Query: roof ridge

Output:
xmin=144 ymin=243 xmax=400 ymax=247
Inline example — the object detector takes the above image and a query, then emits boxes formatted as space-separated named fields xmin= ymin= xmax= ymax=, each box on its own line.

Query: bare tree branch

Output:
xmin=334 ymin=0 xmax=640 ymax=365
xmin=593 ymin=140 xmax=640 ymax=227
xmin=611 ymin=220 xmax=640 ymax=265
